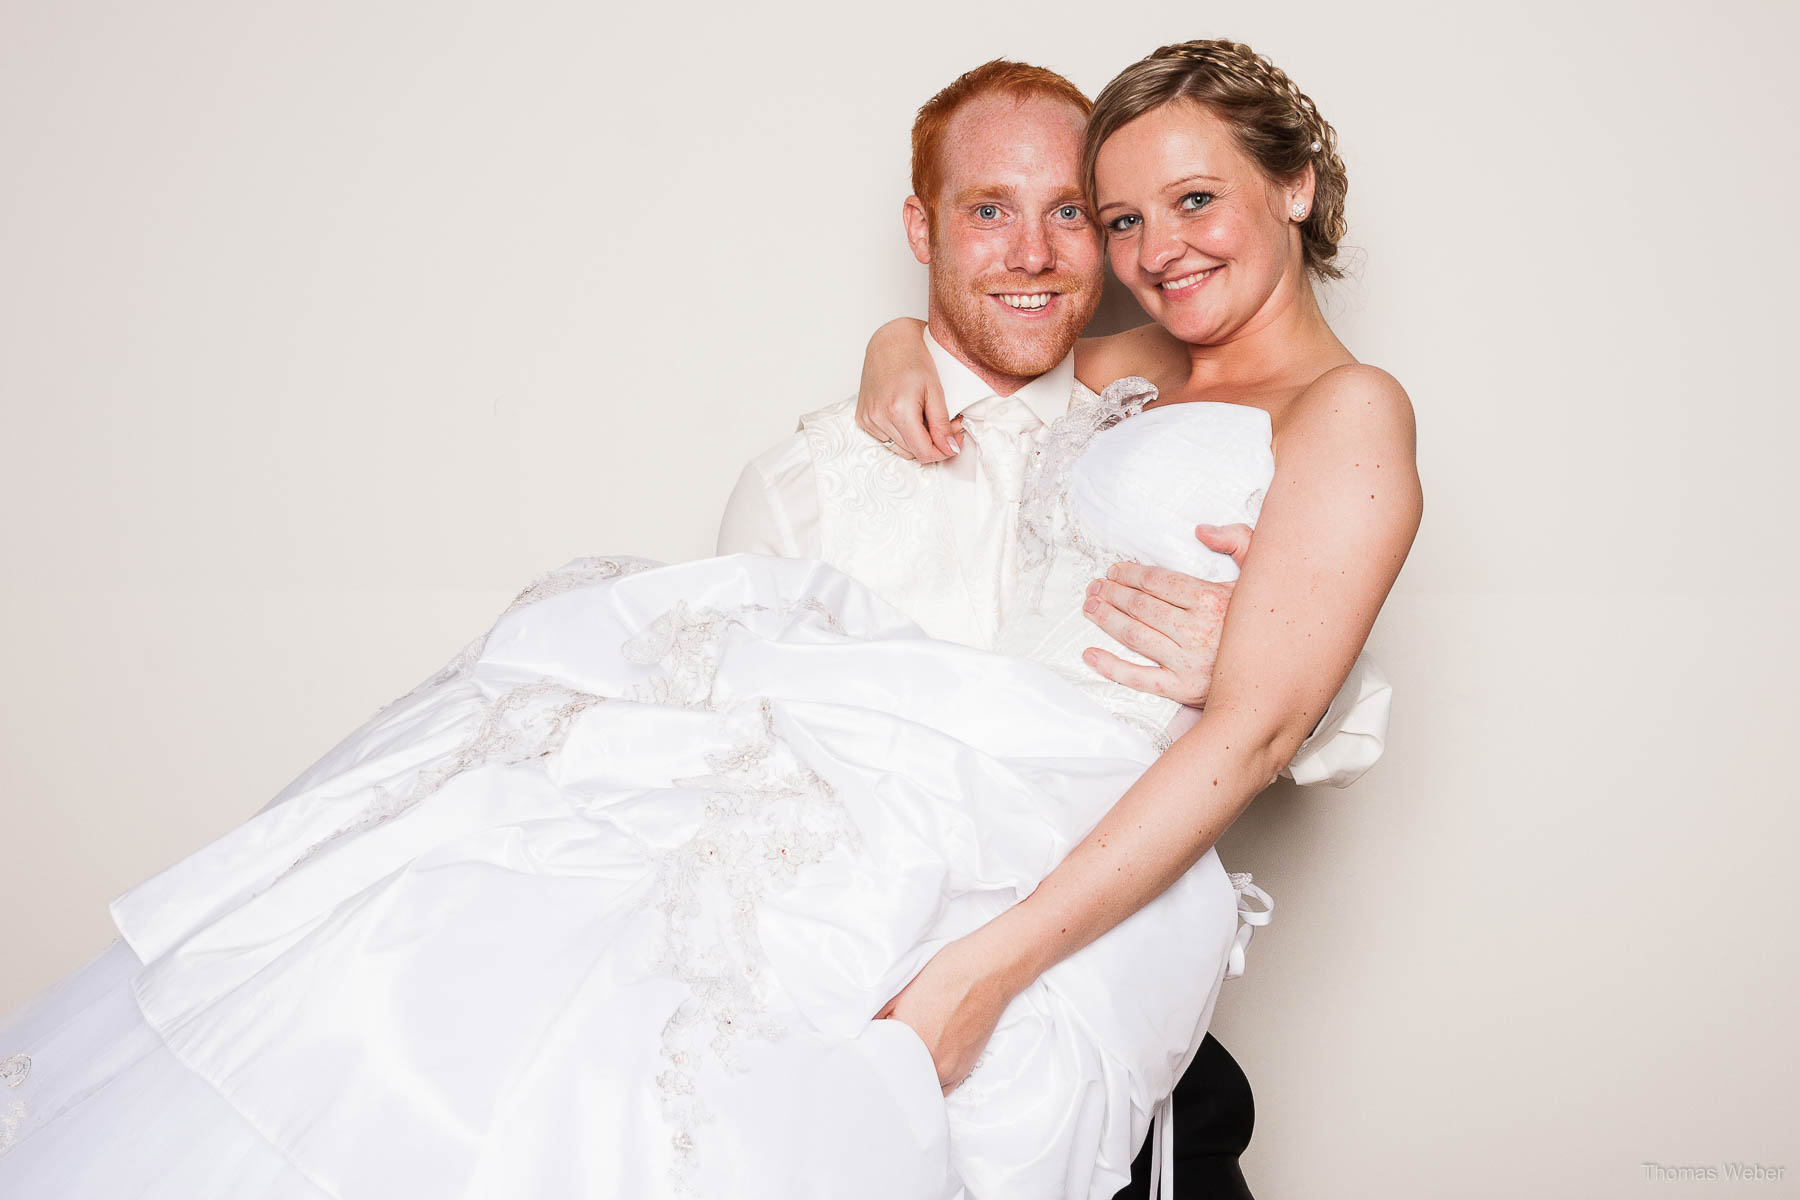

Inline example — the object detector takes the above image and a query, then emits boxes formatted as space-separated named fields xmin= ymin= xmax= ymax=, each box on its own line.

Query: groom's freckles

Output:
xmin=917 ymin=90 xmax=1104 ymax=384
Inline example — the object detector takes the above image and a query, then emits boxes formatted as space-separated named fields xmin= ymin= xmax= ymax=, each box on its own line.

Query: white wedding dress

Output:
xmin=0 ymin=380 xmax=1276 ymax=1200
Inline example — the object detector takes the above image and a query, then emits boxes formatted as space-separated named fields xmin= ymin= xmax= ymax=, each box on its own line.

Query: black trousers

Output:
xmin=1111 ymin=1034 xmax=1255 ymax=1200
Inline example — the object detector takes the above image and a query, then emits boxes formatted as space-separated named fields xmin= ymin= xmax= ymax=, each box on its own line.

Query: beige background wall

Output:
xmin=2 ymin=1 xmax=1794 ymax=1195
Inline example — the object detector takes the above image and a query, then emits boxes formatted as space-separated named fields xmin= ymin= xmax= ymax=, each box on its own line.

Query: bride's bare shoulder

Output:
xmin=1073 ymin=324 xmax=1191 ymax=394
xmin=1283 ymin=363 xmax=1417 ymax=460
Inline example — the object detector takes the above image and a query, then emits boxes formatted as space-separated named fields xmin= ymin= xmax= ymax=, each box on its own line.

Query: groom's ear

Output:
xmin=903 ymin=196 xmax=933 ymax=266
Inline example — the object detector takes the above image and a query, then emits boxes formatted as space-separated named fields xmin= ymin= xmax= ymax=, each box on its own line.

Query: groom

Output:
xmin=717 ymin=61 xmax=1389 ymax=1199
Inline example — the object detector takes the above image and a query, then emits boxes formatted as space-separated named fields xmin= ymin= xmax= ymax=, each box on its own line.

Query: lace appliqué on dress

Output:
xmin=0 ymin=1100 xmax=21 ymax=1157
xmin=1112 ymin=711 xmax=1177 ymax=754
xmin=622 ymin=597 xmax=842 ymax=711
xmin=1017 ymin=376 xmax=1158 ymax=610
xmin=0 ymin=1053 xmax=29 ymax=1156
xmin=623 ymin=597 xmax=859 ymax=1194
xmin=504 ymin=555 xmax=663 ymax=615
xmin=367 ymin=556 xmax=664 ymax=725
xmin=1009 ymin=377 xmax=1184 ymax=745
xmin=292 ymin=557 xmax=669 ymax=871
xmin=283 ymin=680 xmax=608 ymax=876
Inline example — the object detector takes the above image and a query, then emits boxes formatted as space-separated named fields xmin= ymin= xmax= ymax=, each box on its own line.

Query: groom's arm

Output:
xmin=716 ymin=430 xmax=821 ymax=558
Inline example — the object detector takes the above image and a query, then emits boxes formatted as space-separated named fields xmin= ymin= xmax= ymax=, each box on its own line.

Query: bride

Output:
xmin=0 ymin=39 xmax=1420 ymax=1200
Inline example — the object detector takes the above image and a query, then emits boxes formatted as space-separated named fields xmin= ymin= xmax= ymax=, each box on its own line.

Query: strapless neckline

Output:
xmin=1141 ymin=399 xmax=1268 ymax=419
xmin=1071 ymin=379 xmax=1272 ymax=432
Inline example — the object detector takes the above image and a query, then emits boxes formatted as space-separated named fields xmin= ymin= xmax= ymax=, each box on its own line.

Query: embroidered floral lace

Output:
xmin=622 ymin=595 xmax=859 ymax=1193
xmin=0 ymin=1053 xmax=29 ymax=1156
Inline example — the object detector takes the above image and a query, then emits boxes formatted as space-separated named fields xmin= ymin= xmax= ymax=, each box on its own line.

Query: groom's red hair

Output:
xmin=911 ymin=60 xmax=1092 ymax=220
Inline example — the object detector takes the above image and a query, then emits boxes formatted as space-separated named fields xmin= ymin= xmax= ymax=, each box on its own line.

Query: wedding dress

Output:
xmin=0 ymin=379 xmax=1276 ymax=1200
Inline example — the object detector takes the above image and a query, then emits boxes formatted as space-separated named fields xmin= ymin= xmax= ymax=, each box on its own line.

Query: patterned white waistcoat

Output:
xmin=796 ymin=397 xmax=989 ymax=650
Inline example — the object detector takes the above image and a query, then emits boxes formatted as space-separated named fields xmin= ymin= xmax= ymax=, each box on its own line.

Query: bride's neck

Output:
xmin=1180 ymin=272 xmax=1347 ymax=395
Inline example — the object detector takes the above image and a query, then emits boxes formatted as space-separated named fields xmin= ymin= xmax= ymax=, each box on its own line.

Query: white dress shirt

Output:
xmin=716 ymin=328 xmax=1390 ymax=788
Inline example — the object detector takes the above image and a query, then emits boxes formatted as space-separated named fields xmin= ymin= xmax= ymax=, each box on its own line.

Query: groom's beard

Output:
xmin=931 ymin=265 xmax=1098 ymax=383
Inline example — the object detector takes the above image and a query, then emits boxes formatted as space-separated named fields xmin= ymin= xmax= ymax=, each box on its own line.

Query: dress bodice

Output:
xmin=997 ymin=377 xmax=1276 ymax=747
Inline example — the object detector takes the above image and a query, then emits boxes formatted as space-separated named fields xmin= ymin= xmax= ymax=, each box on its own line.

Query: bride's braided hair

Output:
xmin=1084 ymin=39 xmax=1349 ymax=280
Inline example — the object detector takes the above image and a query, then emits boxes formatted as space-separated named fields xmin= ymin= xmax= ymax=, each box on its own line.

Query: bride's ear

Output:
xmin=903 ymin=196 xmax=932 ymax=266
xmin=1284 ymin=163 xmax=1317 ymax=224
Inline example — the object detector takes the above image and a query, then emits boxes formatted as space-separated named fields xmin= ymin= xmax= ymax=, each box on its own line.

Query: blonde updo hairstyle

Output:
xmin=1084 ymin=39 xmax=1349 ymax=280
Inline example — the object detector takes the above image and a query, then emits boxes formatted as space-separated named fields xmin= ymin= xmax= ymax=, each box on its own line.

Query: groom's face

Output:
xmin=906 ymin=92 xmax=1102 ymax=387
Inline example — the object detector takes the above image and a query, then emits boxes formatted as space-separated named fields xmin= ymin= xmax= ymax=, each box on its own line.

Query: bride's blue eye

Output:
xmin=1180 ymin=192 xmax=1215 ymax=212
xmin=1105 ymin=214 xmax=1141 ymax=234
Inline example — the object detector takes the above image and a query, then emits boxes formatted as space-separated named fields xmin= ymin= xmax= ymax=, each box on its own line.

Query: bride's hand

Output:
xmin=876 ymin=934 xmax=1020 ymax=1095
xmin=1081 ymin=523 xmax=1253 ymax=707
xmin=856 ymin=317 xmax=962 ymax=463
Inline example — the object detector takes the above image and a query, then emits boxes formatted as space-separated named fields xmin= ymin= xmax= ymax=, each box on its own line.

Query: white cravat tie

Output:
xmin=961 ymin=396 xmax=1039 ymax=490
xmin=954 ymin=395 xmax=1043 ymax=644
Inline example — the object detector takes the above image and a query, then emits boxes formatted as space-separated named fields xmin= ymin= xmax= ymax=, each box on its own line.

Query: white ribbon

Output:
xmin=1146 ymin=1091 xmax=1176 ymax=1200
xmin=1149 ymin=872 xmax=1274 ymax=1198
xmin=1225 ymin=872 xmax=1274 ymax=981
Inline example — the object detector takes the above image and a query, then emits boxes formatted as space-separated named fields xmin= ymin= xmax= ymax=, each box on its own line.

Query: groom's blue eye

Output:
xmin=1057 ymin=205 xmax=1083 ymax=221
xmin=976 ymin=204 xmax=1000 ymax=220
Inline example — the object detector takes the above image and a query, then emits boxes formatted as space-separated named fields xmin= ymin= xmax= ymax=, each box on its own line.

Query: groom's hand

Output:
xmin=1080 ymin=523 xmax=1253 ymax=707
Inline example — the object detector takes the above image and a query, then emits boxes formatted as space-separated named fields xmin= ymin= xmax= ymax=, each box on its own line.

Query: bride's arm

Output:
xmin=882 ymin=363 xmax=1423 ymax=1089
xmin=853 ymin=319 xmax=1170 ymax=460
xmin=855 ymin=318 xmax=960 ymax=462
xmin=1086 ymin=566 xmax=1395 ymax=789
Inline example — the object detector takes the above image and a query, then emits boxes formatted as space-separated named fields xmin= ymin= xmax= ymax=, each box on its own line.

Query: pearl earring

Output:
xmin=1290 ymin=202 xmax=1307 ymax=220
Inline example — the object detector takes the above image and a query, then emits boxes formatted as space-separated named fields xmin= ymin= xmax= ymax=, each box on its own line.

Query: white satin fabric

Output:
xmin=1 ymin=554 xmax=1243 ymax=1200
xmin=1001 ymin=381 xmax=1278 ymax=748
xmin=718 ymin=351 xmax=1391 ymax=790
